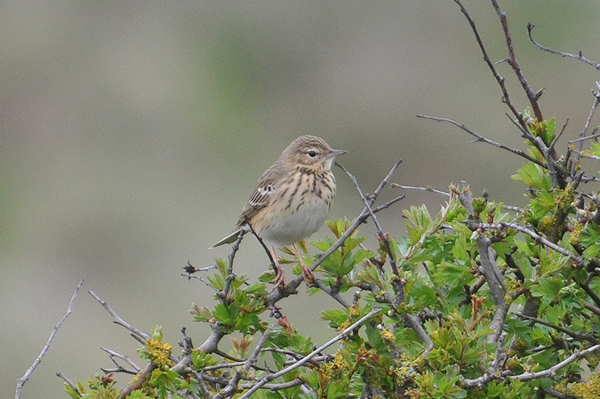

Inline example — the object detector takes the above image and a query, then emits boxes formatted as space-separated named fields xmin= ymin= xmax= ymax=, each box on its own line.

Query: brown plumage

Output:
xmin=212 ymin=135 xmax=346 ymax=285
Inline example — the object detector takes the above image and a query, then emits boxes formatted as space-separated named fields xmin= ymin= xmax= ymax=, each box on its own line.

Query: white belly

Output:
xmin=259 ymin=198 xmax=329 ymax=248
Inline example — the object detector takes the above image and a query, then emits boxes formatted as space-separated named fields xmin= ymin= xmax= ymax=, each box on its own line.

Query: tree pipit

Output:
xmin=212 ymin=135 xmax=346 ymax=286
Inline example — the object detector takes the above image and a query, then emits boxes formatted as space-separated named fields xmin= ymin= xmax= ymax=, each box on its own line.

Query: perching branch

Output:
xmin=264 ymin=160 xmax=404 ymax=306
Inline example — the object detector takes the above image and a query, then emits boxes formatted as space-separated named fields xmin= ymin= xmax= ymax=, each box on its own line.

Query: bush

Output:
xmin=19 ymin=1 xmax=600 ymax=398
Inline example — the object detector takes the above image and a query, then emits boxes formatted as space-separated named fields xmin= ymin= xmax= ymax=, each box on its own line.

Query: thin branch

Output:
xmin=404 ymin=314 xmax=434 ymax=354
xmin=119 ymin=361 xmax=156 ymax=399
xmin=312 ymin=278 xmax=350 ymax=307
xmin=245 ymin=221 xmax=279 ymax=279
xmin=511 ymin=344 xmax=600 ymax=381
xmin=55 ymin=372 xmax=78 ymax=395
xmin=396 ymin=184 xmax=449 ymax=197
xmin=517 ymin=314 xmax=598 ymax=343
xmin=568 ymin=130 xmax=600 ymax=144
xmin=417 ymin=114 xmax=543 ymax=166
xmin=579 ymin=281 xmax=600 ymax=308
xmin=452 ymin=0 xmax=530 ymax=131
xmin=337 ymin=162 xmax=405 ymax=304
xmin=100 ymin=347 xmax=141 ymax=374
xmin=88 ymin=289 xmax=151 ymax=341
xmin=490 ymin=0 xmax=544 ymax=123
xmin=17 ymin=280 xmax=84 ymax=399
xmin=527 ymin=23 xmax=600 ymax=70
xmin=482 ymin=222 xmax=585 ymax=267
xmin=238 ymin=308 xmax=382 ymax=399
xmin=585 ymin=301 xmax=600 ymax=316
xmin=214 ymin=331 xmax=271 ymax=399
xmin=219 ymin=231 xmax=245 ymax=300
xmin=477 ymin=236 xmax=508 ymax=343
xmin=462 ymin=333 xmax=509 ymax=388
xmin=571 ymin=84 xmax=600 ymax=175
xmin=549 ymin=117 xmax=569 ymax=153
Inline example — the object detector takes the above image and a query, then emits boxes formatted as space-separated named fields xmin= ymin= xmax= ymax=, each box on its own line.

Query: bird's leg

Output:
xmin=292 ymin=244 xmax=315 ymax=285
xmin=269 ymin=246 xmax=286 ymax=287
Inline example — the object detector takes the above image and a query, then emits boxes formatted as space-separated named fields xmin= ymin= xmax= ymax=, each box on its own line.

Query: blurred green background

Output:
xmin=2 ymin=1 xmax=599 ymax=397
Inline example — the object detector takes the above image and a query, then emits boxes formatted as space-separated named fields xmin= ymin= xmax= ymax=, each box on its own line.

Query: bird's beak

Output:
xmin=327 ymin=149 xmax=347 ymax=158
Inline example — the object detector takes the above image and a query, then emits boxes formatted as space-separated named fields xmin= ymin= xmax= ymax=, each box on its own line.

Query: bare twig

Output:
xmin=462 ymin=333 xmax=509 ymax=388
xmin=337 ymin=162 xmax=405 ymax=304
xmin=220 ymin=232 xmax=245 ymax=300
xmin=404 ymin=314 xmax=434 ymax=354
xmin=55 ymin=372 xmax=78 ymax=395
xmin=452 ymin=0 xmax=530 ymax=132
xmin=490 ymin=0 xmax=544 ymax=123
xmin=417 ymin=114 xmax=543 ymax=166
xmin=527 ymin=23 xmax=600 ymax=70
xmin=214 ymin=331 xmax=271 ymax=399
xmin=246 ymin=221 xmax=279 ymax=279
xmin=585 ymin=301 xmax=600 ymax=316
xmin=88 ymin=289 xmax=151 ymax=341
xmin=238 ymin=308 xmax=382 ymax=399
xmin=571 ymin=84 xmax=600 ymax=175
xmin=312 ymin=278 xmax=350 ymax=307
xmin=100 ymin=347 xmax=141 ymax=374
xmin=396 ymin=184 xmax=450 ymax=197
xmin=569 ymin=132 xmax=600 ymax=144
xmin=17 ymin=280 xmax=84 ymax=399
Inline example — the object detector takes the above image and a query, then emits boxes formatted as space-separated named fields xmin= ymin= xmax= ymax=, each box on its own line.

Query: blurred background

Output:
xmin=2 ymin=1 xmax=599 ymax=397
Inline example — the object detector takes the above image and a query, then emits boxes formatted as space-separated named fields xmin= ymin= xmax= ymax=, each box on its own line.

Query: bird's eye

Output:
xmin=307 ymin=150 xmax=317 ymax=157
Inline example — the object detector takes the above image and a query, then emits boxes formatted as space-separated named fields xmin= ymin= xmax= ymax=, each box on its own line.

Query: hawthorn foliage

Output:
xmin=59 ymin=2 xmax=600 ymax=399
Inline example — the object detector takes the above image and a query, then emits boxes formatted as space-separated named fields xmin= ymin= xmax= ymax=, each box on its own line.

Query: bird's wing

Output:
xmin=237 ymin=168 xmax=281 ymax=225
xmin=211 ymin=161 xmax=286 ymax=248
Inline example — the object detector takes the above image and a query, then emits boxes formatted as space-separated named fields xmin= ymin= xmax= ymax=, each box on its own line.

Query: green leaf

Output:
xmin=212 ymin=303 xmax=238 ymax=326
xmin=511 ymin=162 xmax=552 ymax=191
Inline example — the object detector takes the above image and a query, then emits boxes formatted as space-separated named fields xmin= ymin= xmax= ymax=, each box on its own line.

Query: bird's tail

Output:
xmin=209 ymin=228 xmax=243 ymax=249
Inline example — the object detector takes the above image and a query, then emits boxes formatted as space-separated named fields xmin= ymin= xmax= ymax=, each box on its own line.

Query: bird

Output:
xmin=211 ymin=135 xmax=347 ymax=285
